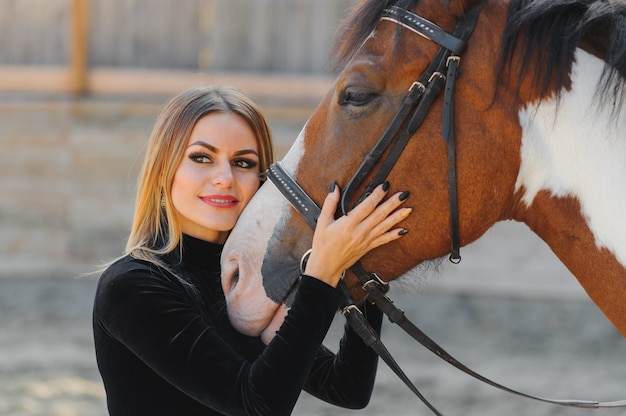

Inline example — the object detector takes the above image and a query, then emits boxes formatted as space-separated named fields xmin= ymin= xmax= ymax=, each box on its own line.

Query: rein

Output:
xmin=267 ymin=3 xmax=626 ymax=415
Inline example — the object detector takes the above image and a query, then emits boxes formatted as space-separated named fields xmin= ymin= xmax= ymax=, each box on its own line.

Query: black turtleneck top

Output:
xmin=93 ymin=234 xmax=383 ymax=416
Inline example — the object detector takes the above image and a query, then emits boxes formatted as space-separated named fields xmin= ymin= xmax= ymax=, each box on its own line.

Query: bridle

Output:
xmin=267 ymin=3 xmax=626 ymax=415
xmin=340 ymin=4 xmax=470 ymax=264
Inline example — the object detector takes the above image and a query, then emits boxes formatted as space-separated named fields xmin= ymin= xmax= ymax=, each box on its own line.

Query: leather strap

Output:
xmin=340 ymin=299 xmax=442 ymax=416
xmin=381 ymin=6 xmax=466 ymax=54
xmin=443 ymin=55 xmax=462 ymax=262
xmin=268 ymin=163 xmax=319 ymax=229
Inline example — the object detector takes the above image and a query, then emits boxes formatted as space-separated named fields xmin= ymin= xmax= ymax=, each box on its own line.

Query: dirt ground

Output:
xmin=1 ymin=221 xmax=625 ymax=416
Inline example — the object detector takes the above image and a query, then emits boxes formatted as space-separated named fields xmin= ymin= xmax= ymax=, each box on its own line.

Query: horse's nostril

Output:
xmin=221 ymin=257 xmax=241 ymax=297
xmin=225 ymin=268 xmax=240 ymax=295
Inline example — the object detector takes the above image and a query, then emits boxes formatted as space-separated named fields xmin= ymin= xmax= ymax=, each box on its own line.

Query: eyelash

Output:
xmin=188 ymin=153 xmax=258 ymax=169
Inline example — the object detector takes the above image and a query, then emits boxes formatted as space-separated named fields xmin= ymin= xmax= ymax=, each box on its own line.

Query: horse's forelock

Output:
xmin=330 ymin=0 xmax=418 ymax=72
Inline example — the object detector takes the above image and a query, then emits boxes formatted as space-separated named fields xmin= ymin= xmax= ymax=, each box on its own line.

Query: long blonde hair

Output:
xmin=126 ymin=86 xmax=274 ymax=267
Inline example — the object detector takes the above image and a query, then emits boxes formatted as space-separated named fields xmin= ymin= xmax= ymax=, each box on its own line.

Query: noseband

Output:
xmin=267 ymin=3 xmax=626 ymax=414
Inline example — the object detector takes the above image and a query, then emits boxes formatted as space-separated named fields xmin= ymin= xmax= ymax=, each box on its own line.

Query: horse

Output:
xmin=220 ymin=0 xmax=626 ymax=346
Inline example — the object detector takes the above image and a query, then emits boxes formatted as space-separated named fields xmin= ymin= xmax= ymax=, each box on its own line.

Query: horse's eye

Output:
xmin=340 ymin=87 xmax=376 ymax=107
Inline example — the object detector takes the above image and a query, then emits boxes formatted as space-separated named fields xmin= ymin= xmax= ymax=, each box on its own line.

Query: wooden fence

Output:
xmin=0 ymin=0 xmax=357 ymax=95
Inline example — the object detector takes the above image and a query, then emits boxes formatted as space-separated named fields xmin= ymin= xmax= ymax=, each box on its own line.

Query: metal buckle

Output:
xmin=409 ymin=81 xmax=426 ymax=94
xmin=428 ymin=71 xmax=446 ymax=83
xmin=341 ymin=304 xmax=363 ymax=317
xmin=446 ymin=55 xmax=461 ymax=67
xmin=299 ymin=248 xmax=312 ymax=274
xmin=362 ymin=272 xmax=390 ymax=294
xmin=300 ymin=248 xmax=346 ymax=280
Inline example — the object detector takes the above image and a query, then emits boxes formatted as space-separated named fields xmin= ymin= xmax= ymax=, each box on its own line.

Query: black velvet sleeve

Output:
xmin=93 ymin=262 xmax=342 ymax=416
xmin=304 ymin=300 xmax=383 ymax=408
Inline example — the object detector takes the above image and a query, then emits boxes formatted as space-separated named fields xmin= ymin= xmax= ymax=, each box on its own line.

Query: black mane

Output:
xmin=500 ymin=0 xmax=626 ymax=104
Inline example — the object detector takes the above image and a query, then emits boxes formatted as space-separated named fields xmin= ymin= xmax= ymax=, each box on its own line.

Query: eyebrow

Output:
xmin=188 ymin=140 xmax=259 ymax=157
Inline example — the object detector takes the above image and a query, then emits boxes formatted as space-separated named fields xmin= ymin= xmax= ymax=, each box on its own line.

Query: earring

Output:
xmin=259 ymin=172 xmax=267 ymax=182
xmin=161 ymin=196 xmax=166 ymax=208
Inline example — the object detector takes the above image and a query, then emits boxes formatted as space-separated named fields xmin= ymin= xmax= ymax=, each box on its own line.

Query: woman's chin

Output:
xmin=260 ymin=304 xmax=290 ymax=345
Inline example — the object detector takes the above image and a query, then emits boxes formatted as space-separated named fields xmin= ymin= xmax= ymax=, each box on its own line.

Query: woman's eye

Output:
xmin=189 ymin=153 xmax=211 ymax=163
xmin=233 ymin=159 xmax=258 ymax=169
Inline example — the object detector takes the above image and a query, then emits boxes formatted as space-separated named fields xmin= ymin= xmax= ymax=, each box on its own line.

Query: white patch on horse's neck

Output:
xmin=515 ymin=48 xmax=626 ymax=267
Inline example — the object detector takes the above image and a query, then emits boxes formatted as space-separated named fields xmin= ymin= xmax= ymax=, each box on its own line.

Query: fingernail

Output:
xmin=382 ymin=181 xmax=390 ymax=192
xmin=398 ymin=229 xmax=409 ymax=236
xmin=401 ymin=207 xmax=412 ymax=218
xmin=329 ymin=181 xmax=337 ymax=193
xmin=399 ymin=191 xmax=410 ymax=201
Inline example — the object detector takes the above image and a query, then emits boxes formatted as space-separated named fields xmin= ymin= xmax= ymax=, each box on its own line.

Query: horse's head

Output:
xmin=221 ymin=0 xmax=526 ymax=341
xmin=222 ymin=0 xmax=626 ymax=335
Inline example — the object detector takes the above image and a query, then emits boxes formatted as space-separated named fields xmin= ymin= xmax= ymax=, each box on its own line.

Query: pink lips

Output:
xmin=200 ymin=194 xmax=239 ymax=208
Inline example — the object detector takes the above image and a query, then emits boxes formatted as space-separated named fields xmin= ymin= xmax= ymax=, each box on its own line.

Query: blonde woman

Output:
xmin=93 ymin=86 xmax=411 ymax=415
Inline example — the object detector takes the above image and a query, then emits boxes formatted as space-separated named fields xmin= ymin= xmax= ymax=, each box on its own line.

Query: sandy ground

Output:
xmin=1 ymin=221 xmax=625 ymax=416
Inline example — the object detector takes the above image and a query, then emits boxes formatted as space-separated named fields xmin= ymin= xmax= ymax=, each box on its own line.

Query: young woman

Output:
xmin=92 ymin=86 xmax=412 ymax=415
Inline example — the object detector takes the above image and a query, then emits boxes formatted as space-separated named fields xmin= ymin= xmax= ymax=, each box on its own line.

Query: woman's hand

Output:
xmin=303 ymin=182 xmax=411 ymax=287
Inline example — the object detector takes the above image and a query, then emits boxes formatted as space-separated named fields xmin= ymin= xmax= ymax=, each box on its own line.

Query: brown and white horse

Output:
xmin=221 ymin=0 xmax=626 ymax=343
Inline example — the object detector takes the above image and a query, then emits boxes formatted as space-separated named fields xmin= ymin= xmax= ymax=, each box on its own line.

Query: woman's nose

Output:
xmin=213 ymin=162 xmax=235 ymax=187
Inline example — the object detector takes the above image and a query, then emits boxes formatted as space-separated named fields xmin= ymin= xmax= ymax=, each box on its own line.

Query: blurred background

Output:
xmin=1 ymin=1 xmax=624 ymax=415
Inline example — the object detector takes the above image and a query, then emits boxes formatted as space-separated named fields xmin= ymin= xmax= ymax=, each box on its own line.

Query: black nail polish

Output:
xmin=382 ymin=181 xmax=390 ymax=192
xmin=399 ymin=191 xmax=410 ymax=201
xmin=329 ymin=181 xmax=337 ymax=193
xmin=398 ymin=229 xmax=409 ymax=236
